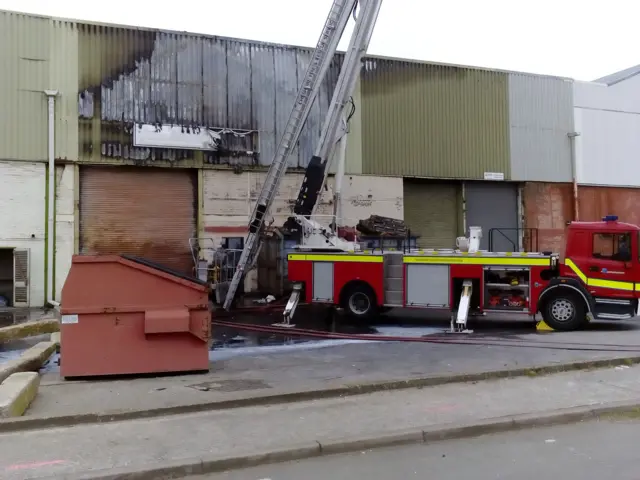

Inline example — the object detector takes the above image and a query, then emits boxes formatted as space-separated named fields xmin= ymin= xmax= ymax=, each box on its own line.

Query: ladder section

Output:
xmin=383 ymin=253 xmax=403 ymax=306
xmin=223 ymin=0 xmax=358 ymax=310
xmin=310 ymin=0 xmax=384 ymax=216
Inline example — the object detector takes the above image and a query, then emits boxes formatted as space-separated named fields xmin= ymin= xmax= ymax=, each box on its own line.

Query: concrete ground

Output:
xmin=2 ymin=364 xmax=640 ymax=478
xmin=21 ymin=317 xmax=640 ymax=421
xmin=205 ymin=418 xmax=640 ymax=480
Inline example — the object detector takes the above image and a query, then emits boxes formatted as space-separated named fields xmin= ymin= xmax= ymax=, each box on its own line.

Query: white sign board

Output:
xmin=483 ymin=172 xmax=505 ymax=181
xmin=133 ymin=124 xmax=221 ymax=151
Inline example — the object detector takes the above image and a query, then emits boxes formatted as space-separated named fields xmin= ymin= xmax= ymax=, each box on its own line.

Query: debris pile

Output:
xmin=356 ymin=215 xmax=408 ymax=237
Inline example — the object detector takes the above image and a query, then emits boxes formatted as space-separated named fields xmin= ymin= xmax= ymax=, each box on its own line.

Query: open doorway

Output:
xmin=0 ymin=248 xmax=13 ymax=307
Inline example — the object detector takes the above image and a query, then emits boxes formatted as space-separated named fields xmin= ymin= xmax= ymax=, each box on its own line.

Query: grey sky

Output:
xmin=0 ymin=0 xmax=635 ymax=81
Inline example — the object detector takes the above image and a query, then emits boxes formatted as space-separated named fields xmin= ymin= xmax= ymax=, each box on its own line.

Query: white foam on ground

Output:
xmin=374 ymin=325 xmax=443 ymax=337
xmin=209 ymin=338 xmax=373 ymax=361
xmin=209 ymin=326 xmax=442 ymax=361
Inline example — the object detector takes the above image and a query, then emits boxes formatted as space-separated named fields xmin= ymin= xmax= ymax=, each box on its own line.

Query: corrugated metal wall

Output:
xmin=360 ymin=59 xmax=510 ymax=179
xmin=0 ymin=11 xmax=78 ymax=162
xmin=508 ymin=74 xmax=573 ymax=182
xmin=76 ymin=24 xmax=345 ymax=169
xmin=574 ymin=78 xmax=640 ymax=187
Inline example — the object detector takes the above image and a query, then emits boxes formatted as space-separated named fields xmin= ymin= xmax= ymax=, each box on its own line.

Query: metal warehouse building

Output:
xmin=2 ymin=9 xmax=633 ymax=308
xmin=359 ymin=57 xmax=575 ymax=253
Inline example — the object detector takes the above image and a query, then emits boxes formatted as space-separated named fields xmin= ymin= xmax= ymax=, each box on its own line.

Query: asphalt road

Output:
xmin=204 ymin=418 xmax=640 ymax=480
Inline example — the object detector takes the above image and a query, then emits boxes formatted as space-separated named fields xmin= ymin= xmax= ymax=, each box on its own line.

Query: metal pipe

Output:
xmin=44 ymin=90 xmax=59 ymax=308
xmin=516 ymin=184 xmax=524 ymax=251
xmin=568 ymin=132 xmax=581 ymax=221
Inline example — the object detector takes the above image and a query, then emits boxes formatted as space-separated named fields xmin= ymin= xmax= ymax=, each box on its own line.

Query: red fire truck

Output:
xmin=285 ymin=215 xmax=640 ymax=332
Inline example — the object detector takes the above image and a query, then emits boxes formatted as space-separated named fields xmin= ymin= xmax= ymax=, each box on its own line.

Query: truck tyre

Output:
xmin=541 ymin=290 xmax=587 ymax=331
xmin=342 ymin=283 xmax=378 ymax=321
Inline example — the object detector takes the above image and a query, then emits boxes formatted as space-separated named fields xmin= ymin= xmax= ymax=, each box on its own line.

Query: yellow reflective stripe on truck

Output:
xmin=403 ymin=256 xmax=551 ymax=266
xmin=288 ymin=254 xmax=384 ymax=263
xmin=564 ymin=258 xmax=635 ymax=292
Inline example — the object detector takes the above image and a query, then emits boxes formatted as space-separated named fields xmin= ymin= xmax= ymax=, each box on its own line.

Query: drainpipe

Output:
xmin=568 ymin=131 xmax=581 ymax=221
xmin=44 ymin=90 xmax=59 ymax=308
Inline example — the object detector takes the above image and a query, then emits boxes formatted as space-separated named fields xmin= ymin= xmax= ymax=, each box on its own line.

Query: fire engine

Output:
xmin=284 ymin=216 xmax=640 ymax=332
xmin=220 ymin=0 xmax=640 ymax=333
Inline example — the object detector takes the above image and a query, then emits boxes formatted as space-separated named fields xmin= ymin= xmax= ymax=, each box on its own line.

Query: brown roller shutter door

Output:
xmin=79 ymin=166 xmax=197 ymax=274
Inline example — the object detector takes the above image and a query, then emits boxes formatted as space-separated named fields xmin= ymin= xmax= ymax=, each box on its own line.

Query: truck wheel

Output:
xmin=542 ymin=291 xmax=587 ymax=331
xmin=342 ymin=284 xmax=378 ymax=321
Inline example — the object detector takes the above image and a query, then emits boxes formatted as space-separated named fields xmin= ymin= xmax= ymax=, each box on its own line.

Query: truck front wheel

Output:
xmin=541 ymin=291 xmax=587 ymax=331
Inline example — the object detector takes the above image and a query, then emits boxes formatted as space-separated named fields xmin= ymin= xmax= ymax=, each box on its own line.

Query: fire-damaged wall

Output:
xmin=202 ymin=170 xmax=402 ymax=292
xmin=201 ymin=171 xmax=403 ymax=240
xmin=76 ymin=24 xmax=346 ymax=169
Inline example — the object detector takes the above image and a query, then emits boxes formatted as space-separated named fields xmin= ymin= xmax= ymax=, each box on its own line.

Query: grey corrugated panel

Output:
xmin=227 ymin=39 xmax=252 ymax=130
xmin=464 ymin=181 xmax=519 ymax=252
xmin=361 ymin=60 xmax=510 ymax=180
xmin=508 ymin=74 xmax=574 ymax=182
xmin=251 ymin=44 xmax=276 ymax=167
xmin=403 ymin=179 xmax=460 ymax=248
xmin=203 ymin=37 xmax=228 ymax=128
xmin=76 ymin=25 xmax=344 ymax=168
xmin=296 ymin=49 xmax=320 ymax=169
xmin=273 ymin=46 xmax=300 ymax=168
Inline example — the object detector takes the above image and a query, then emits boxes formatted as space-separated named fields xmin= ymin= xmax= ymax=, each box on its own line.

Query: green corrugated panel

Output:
xmin=0 ymin=11 xmax=78 ymax=162
xmin=361 ymin=59 xmax=510 ymax=180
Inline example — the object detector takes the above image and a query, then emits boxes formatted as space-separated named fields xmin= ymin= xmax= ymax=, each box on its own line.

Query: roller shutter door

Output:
xmin=403 ymin=180 xmax=459 ymax=248
xmin=465 ymin=182 xmax=519 ymax=252
xmin=79 ymin=166 xmax=197 ymax=274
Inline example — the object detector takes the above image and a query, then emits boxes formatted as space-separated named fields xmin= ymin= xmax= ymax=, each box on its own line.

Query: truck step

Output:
xmin=595 ymin=312 xmax=633 ymax=320
xmin=384 ymin=290 xmax=403 ymax=305
xmin=384 ymin=278 xmax=402 ymax=291
xmin=384 ymin=265 xmax=403 ymax=279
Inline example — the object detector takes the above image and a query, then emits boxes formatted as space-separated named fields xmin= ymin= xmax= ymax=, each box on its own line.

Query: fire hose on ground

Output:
xmin=211 ymin=316 xmax=640 ymax=353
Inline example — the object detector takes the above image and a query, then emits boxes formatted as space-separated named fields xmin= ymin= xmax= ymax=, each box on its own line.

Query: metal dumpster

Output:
xmin=59 ymin=255 xmax=211 ymax=378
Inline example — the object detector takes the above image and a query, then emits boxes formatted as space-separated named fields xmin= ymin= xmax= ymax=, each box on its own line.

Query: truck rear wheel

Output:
xmin=342 ymin=283 xmax=378 ymax=321
xmin=541 ymin=291 xmax=587 ymax=331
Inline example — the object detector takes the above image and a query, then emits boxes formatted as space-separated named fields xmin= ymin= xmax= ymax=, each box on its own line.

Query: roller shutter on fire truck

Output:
xmin=79 ymin=166 xmax=197 ymax=274
xmin=403 ymin=179 xmax=460 ymax=249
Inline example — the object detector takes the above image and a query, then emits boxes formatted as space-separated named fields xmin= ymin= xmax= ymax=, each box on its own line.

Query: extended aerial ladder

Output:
xmin=223 ymin=0 xmax=383 ymax=310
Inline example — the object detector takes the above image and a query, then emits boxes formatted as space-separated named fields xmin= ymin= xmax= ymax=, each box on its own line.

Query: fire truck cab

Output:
xmin=285 ymin=215 xmax=640 ymax=332
xmin=554 ymin=215 xmax=640 ymax=328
